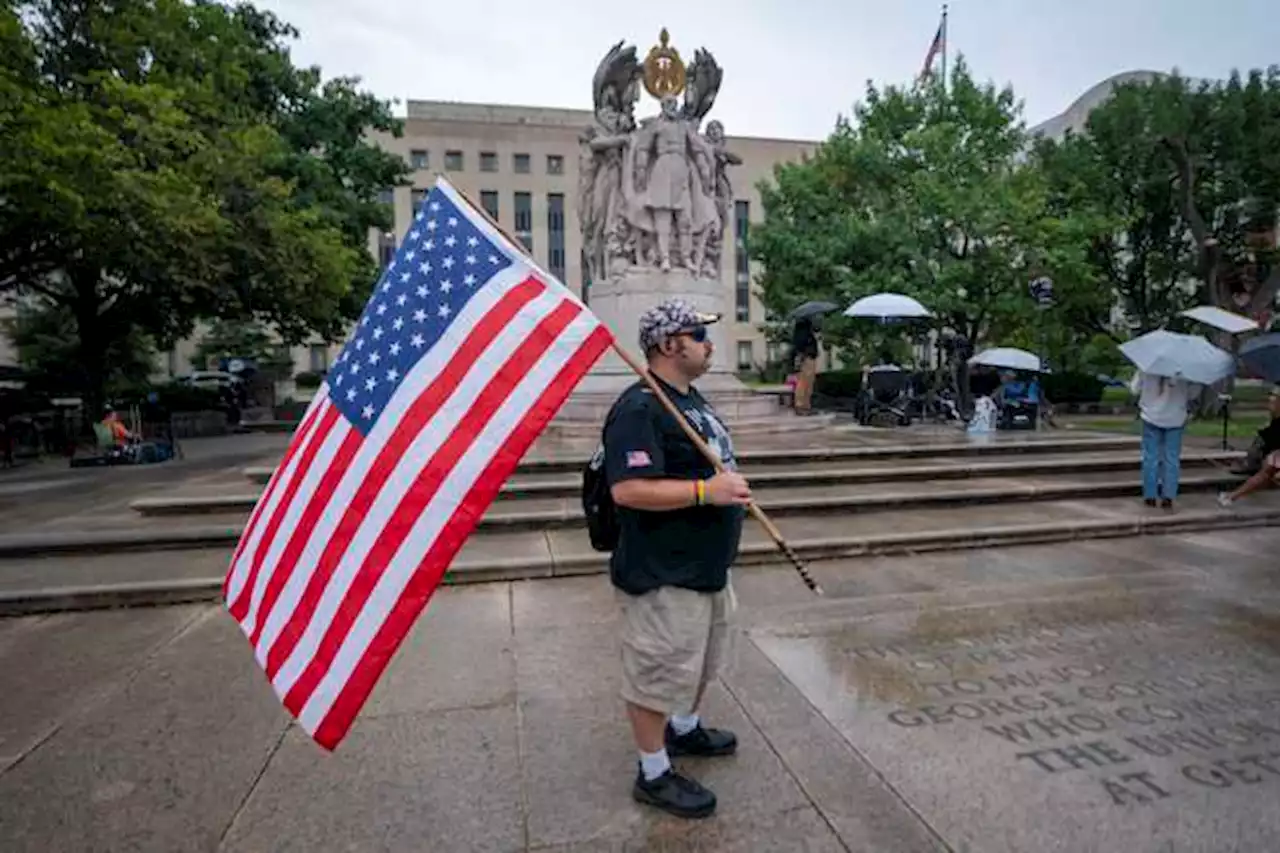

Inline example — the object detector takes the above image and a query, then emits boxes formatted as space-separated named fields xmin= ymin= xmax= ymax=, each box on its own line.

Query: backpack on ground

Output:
xmin=582 ymin=443 xmax=618 ymax=552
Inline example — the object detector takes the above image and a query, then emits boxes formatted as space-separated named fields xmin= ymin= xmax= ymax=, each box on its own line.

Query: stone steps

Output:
xmin=238 ymin=435 xmax=1144 ymax=484
xmin=0 ymin=467 xmax=1250 ymax=558
xmin=124 ymin=467 xmax=1244 ymax=528
xmin=3 ymin=492 xmax=1278 ymax=614
xmin=136 ymin=449 xmax=1238 ymax=515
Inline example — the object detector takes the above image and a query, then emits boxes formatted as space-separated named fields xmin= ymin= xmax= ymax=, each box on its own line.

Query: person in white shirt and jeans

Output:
xmin=1129 ymin=371 xmax=1198 ymax=509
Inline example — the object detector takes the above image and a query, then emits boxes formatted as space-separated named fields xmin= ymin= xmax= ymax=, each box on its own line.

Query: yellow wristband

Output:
xmin=695 ymin=479 xmax=706 ymax=506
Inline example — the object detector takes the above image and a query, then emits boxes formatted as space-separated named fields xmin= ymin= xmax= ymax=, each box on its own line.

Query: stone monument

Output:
xmin=556 ymin=30 xmax=780 ymax=424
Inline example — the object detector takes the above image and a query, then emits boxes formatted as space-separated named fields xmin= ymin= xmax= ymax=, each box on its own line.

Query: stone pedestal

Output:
xmin=555 ymin=266 xmax=780 ymax=425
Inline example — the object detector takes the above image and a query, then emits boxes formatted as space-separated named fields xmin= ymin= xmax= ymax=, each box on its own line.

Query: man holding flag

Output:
xmin=221 ymin=176 xmax=612 ymax=750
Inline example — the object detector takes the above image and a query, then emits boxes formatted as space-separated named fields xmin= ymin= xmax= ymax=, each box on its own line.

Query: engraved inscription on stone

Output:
xmin=753 ymin=601 xmax=1280 ymax=852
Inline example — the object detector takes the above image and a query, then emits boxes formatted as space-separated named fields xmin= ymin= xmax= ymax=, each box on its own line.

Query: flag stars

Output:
xmin=465 ymin=254 xmax=477 ymax=266
xmin=411 ymin=333 xmax=425 ymax=348
xmin=389 ymin=342 xmax=402 ymax=356
xmin=489 ymin=254 xmax=500 ymax=265
xmin=413 ymin=308 xmax=427 ymax=323
xmin=415 ymin=284 xmax=429 ymax=298
xmin=444 ymin=234 xmax=457 ymax=248
xmin=362 ymin=404 xmax=374 ymax=419
xmin=405 ymin=250 xmax=417 ymax=262
xmin=386 ymin=368 xmax=400 ymax=383
xmin=376 ymin=302 xmax=388 ymax=316
xmin=467 ymin=236 xmax=479 ymax=247
xmin=440 ymin=279 xmax=453 ymax=294
xmin=442 ymin=256 xmax=455 ymax=270
xmin=408 ymin=229 xmax=420 ymax=242
xmin=368 ymin=351 xmax=381 ymax=366
xmin=396 ymin=293 xmax=408 ymax=307
xmin=364 ymin=377 xmax=377 ymax=392
xmin=438 ymin=304 xmax=452 ymax=319
xmin=464 ymin=274 xmax=477 ymax=287
xmin=392 ymin=317 xmax=404 ymax=331
xmin=347 ymin=388 xmax=358 ymax=402
xmin=426 ymin=219 xmax=438 ymax=231
xmin=355 ymin=339 xmax=366 ymax=351
xmin=447 ymin=216 xmax=458 ymax=227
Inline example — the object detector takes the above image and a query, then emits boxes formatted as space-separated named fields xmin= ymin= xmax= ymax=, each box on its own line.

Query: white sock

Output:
xmin=639 ymin=748 xmax=671 ymax=781
xmin=670 ymin=713 xmax=700 ymax=736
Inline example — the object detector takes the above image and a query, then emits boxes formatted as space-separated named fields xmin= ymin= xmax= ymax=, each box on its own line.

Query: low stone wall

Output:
xmin=168 ymin=410 xmax=229 ymax=438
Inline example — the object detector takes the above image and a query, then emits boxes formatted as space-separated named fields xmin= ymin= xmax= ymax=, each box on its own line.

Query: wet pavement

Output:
xmin=2 ymin=528 xmax=1279 ymax=851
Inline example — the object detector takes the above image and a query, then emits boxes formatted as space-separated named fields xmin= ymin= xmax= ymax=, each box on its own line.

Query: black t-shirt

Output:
xmin=792 ymin=321 xmax=818 ymax=359
xmin=602 ymin=376 xmax=745 ymax=596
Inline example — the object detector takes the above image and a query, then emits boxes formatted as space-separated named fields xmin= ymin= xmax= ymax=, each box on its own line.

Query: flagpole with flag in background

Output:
xmin=920 ymin=4 xmax=948 ymax=88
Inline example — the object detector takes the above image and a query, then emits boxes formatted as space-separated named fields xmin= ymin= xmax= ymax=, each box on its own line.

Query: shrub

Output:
xmin=1043 ymin=371 xmax=1107 ymax=404
xmin=814 ymin=369 xmax=863 ymax=399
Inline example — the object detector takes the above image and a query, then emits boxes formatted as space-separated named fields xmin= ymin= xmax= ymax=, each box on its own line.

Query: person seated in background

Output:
xmin=1219 ymin=386 xmax=1280 ymax=507
xmin=101 ymin=407 xmax=135 ymax=450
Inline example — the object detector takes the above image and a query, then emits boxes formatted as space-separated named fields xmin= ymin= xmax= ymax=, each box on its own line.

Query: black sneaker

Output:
xmin=665 ymin=722 xmax=738 ymax=757
xmin=632 ymin=767 xmax=716 ymax=819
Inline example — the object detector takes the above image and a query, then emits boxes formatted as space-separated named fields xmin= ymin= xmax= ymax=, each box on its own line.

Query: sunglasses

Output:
xmin=677 ymin=325 xmax=709 ymax=343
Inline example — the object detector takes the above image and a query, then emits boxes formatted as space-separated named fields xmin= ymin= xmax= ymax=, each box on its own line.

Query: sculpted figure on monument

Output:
xmin=581 ymin=32 xmax=731 ymax=279
xmin=697 ymin=120 xmax=741 ymax=279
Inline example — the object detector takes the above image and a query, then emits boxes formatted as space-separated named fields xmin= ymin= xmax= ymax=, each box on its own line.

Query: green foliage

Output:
xmin=813 ymin=369 xmax=863 ymax=399
xmin=753 ymin=58 xmax=1103 ymax=359
xmin=9 ymin=299 xmax=156 ymax=398
xmin=0 ymin=0 xmax=409 ymax=407
xmin=191 ymin=319 xmax=293 ymax=376
xmin=293 ymin=370 xmax=324 ymax=389
xmin=1041 ymin=372 xmax=1107 ymax=405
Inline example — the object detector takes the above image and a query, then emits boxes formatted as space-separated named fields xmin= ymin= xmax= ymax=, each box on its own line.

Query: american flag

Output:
xmin=920 ymin=20 xmax=945 ymax=80
xmin=222 ymin=176 xmax=612 ymax=749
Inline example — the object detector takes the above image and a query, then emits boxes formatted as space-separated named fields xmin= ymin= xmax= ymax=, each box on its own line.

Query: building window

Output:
xmin=737 ymin=341 xmax=754 ymax=371
xmin=581 ymin=249 xmax=591 ymax=305
xmin=377 ymin=187 xmax=394 ymax=207
xmin=734 ymin=200 xmax=751 ymax=322
xmin=480 ymin=190 xmax=499 ymax=222
xmin=444 ymin=150 xmax=464 ymax=171
xmin=480 ymin=151 xmax=498 ymax=172
xmin=309 ymin=344 xmax=330 ymax=374
xmin=546 ymin=154 xmax=564 ymax=175
xmin=766 ymin=342 xmax=782 ymax=366
xmin=513 ymin=153 xmax=531 ymax=174
xmin=514 ymin=191 xmax=533 ymax=251
xmin=409 ymin=149 xmax=429 ymax=170
xmin=547 ymin=193 xmax=565 ymax=281
xmin=411 ymin=188 xmax=427 ymax=212
xmin=377 ymin=231 xmax=396 ymax=270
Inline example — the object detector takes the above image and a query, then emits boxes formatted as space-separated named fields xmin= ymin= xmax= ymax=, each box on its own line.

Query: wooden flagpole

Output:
xmin=442 ymin=177 xmax=824 ymax=596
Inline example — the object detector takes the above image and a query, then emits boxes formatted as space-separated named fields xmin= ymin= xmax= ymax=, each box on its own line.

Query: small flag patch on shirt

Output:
xmin=625 ymin=450 xmax=652 ymax=468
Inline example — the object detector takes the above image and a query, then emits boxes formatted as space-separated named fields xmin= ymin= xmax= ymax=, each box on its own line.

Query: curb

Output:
xmin=141 ymin=451 xmax=1242 ymax=514
xmin=114 ymin=473 xmax=1244 ymax=536
xmin=240 ymin=436 xmax=1143 ymax=484
xmin=4 ymin=507 xmax=1277 ymax=615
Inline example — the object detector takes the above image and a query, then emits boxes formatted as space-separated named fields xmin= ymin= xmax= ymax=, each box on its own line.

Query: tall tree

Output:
xmin=1034 ymin=76 xmax=1200 ymax=338
xmin=0 ymin=0 xmax=408 ymax=407
xmin=753 ymin=59 xmax=1102 ymax=361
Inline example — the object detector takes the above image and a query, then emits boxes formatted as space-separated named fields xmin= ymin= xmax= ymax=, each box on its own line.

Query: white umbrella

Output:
xmin=1179 ymin=305 xmax=1260 ymax=335
xmin=843 ymin=293 xmax=933 ymax=320
xmin=1119 ymin=330 xmax=1235 ymax=386
xmin=968 ymin=347 xmax=1044 ymax=373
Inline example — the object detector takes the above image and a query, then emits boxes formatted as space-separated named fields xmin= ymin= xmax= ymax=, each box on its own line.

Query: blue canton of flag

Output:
xmin=329 ymin=188 xmax=515 ymax=433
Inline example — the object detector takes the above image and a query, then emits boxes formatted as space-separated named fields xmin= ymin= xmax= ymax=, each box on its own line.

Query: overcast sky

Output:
xmin=255 ymin=0 xmax=1279 ymax=141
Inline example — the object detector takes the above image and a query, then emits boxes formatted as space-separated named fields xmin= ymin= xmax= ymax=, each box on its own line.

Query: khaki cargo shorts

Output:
xmin=617 ymin=584 xmax=734 ymax=716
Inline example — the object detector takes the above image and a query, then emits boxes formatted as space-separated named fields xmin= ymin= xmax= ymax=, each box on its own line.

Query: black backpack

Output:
xmin=582 ymin=443 xmax=619 ymax=552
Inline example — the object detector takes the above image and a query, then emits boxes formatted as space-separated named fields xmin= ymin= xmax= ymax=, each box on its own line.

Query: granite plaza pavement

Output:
xmin=1 ymin=429 xmax=1279 ymax=851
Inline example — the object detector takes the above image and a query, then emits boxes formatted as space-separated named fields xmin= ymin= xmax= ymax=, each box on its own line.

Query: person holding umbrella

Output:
xmin=1120 ymin=329 xmax=1235 ymax=510
xmin=1128 ymin=371 xmax=1198 ymax=509
xmin=787 ymin=301 xmax=834 ymax=416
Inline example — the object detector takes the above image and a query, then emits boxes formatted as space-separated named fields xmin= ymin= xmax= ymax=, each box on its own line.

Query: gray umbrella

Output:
xmin=787 ymin=301 xmax=838 ymax=321
xmin=1239 ymin=333 xmax=1280 ymax=383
